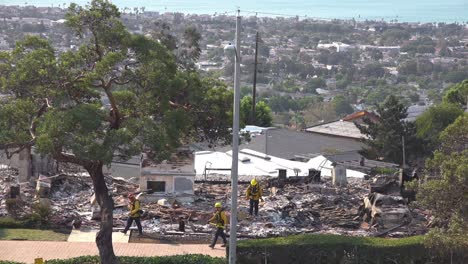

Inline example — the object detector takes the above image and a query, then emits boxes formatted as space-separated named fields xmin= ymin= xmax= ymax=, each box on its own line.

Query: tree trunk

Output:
xmin=86 ymin=161 xmax=119 ymax=264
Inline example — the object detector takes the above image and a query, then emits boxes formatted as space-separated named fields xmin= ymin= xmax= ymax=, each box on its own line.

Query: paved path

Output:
xmin=67 ymin=229 xmax=129 ymax=243
xmin=0 ymin=240 xmax=226 ymax=263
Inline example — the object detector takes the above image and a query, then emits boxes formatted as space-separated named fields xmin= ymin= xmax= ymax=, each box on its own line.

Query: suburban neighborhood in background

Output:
xmin=0 ymin=1 xmax=467 ymax=264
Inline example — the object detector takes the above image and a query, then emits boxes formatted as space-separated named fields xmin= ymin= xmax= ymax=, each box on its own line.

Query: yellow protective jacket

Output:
xmin=129 ymin=199 xmax=141 ymax=218
xmin=246 ymin=184 xmax=263 ymax=201
xmin=209 ymin=210 xmax=228 ymax=229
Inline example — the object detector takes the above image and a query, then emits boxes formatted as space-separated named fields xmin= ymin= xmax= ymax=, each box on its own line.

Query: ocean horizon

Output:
xmin=2 ymin=0 xmax=468 ymax=23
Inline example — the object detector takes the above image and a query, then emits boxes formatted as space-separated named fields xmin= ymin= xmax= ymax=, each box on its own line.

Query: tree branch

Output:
xmin=103 ymin=83 xmax=121 ymax=129
xmin=91 ymin=27 xmax=102 ymax=61
xmin=169 ymin=101 xmax=191 ymax=110
xmin=1 ymin=141 xmax=32 ymax=159
xmin=53 ymin=151 xmax=91 ymax=168
xmin=4 ymin=140 xmax=35 ymax=159
xmin=30 ymin=98 xmax=50 ymax=139
xmin=113 ymin=79 xmax=131 ymax=85
xmin=1 ymin=98 xmax=50 ymax=159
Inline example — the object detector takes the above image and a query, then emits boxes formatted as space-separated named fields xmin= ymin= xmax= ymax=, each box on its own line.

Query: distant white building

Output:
xmin=196 ymin=61 xmax=222 ymax=72
xmin=195 ymin=148 xmax=366 ymax=179
xmin=317 ymin=42 xmax=352 ymax=52
xmin=359 ymin=45 xmax=400 ymax=52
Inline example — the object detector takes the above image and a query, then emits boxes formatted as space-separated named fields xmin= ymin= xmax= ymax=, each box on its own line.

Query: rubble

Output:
xmin=0 ymin=167 xmax=430 ymax=241
xmin=362 ymin=193 xmax=411 ymax=228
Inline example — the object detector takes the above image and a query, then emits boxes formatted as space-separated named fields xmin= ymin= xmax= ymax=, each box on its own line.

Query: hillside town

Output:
xmin=0 ymin=4 xmax=467 ymax=128
xmin=0 ymin=2 xmax=467 ymax=264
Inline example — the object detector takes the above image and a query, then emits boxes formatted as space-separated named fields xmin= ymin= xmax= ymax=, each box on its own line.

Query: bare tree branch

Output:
xmin=30 ymin=98 xmax=50 ymax=139
xmin=4 ymin=140 xmax=35 ymax=159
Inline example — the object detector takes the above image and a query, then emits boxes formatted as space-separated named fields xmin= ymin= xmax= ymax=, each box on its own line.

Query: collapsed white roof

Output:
xmin=195 ymin=148 xmax=366 ymax=179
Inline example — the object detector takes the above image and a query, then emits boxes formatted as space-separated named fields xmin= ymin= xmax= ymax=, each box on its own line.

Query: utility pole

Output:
xmin=251 ymin=32 xmax=259 ymax=125
xmin=402 ymin=135 xmax=406 ymax=169
xmin=229 ymin=9 xmax=241 ymax=264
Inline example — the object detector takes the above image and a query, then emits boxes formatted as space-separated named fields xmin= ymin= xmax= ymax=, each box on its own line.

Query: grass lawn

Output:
xmin=0 ymin=228 xmax=69 ymax=241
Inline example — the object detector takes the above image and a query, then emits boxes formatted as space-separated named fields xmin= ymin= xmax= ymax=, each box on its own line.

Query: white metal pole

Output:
xmin=229 ymin=10 xmax=241 ymax=264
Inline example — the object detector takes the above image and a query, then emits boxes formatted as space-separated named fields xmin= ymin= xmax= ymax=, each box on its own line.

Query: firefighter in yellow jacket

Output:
xmin=121 ymin=193 xmax=143 ymax=236
xmin=208 ymin=202 xmax=228 ymax=248
xmin=246 ymin=179 xmax=263 ymax=216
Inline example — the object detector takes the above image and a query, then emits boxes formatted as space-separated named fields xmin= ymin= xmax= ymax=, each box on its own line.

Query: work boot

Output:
xmin=209 ymin=245 xmax=214 ymax=249
xmin=221 ymin=244 xmax=227 ymax=247
xmin=120 ymin=230 xmax=127 ymax=235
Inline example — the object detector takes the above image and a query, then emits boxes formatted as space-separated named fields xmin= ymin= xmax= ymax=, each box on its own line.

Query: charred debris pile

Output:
xmin=0 ymin=168 xmax=429 ymax=240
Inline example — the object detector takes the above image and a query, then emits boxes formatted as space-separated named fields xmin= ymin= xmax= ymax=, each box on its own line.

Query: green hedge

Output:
xmin=0 ymin=216 xmax=45 ymax=229
xmin=236 ymin=234 xmax=468 ymax=264
xmin=0 ymin=217 xmax=23 ymax=228
xmin=43 ymin=255 xmax=225 ymax=264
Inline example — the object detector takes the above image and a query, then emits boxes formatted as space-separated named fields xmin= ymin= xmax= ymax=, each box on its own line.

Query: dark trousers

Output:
xmin=210 ymin=227 xmax=227 ymax=246
xmin=124 ymin=217 xmax=142 ymax=234
xmin=249 ymin=199 xmax=259 ymax=216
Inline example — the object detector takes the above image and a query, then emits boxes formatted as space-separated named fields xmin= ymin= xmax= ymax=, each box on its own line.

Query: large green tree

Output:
xmin=0 ymin=1 xmax=231 ymax=263
xmin=331 ymin=95 xmax=354 ymax=117
xmin=240 ymin=96 xmax=273 ymax=127
xmin=415 ymin=103 xmax=464 ymax=152
xmin=150 ymin=21 xmax=202 ymax=70
xmin=443 ymin=79 xmax=468 ymax=108
xmin=356 ymin=95 xmax=421 ymax=164
xmin=417 ymin=114 xmax=468 ymax=253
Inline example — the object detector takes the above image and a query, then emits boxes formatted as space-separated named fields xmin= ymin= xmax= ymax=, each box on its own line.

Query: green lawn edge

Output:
xmin=238 ymin=234 xmax=425 ymax=248
xmin=0 ymin=228 xmax=69 ymax=241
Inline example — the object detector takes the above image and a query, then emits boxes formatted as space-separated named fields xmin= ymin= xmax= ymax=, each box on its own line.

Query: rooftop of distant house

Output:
xmin=305 ymin=111 xmax=378 ymax=139
xmin=210 ymin=126 xmax=363 ymax=161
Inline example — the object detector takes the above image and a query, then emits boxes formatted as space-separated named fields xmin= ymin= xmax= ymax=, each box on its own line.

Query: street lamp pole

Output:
xmin=229 ymin=9 xmax=241 ymax=264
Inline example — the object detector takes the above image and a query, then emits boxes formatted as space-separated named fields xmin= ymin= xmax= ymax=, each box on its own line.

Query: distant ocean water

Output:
xmin=2 ymin=0 xmax=467 ymax=23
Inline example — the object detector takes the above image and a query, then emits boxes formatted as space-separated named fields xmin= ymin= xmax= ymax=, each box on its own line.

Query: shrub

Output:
xmin=22 ymin=213 xmax=42 ymax=228
xmin=5 ymin=198 xmax=23 ymax=219
xmin=0 ymin=215 xmax=42 ymax=229
xmin=0 ymin=216 xmax=24 ymax=228
xmin=31 ymin=202 xmax=52 ymax=226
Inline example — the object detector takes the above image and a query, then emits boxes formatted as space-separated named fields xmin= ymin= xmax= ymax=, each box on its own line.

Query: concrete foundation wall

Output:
xmin=32 ymin=153 xmax=56 ymax=177
xmin=332 ymin=165 xmax=347 ymax=186
xmin=104 ymin=163 xmax=140 ymax=180
xmin=1 ymin=149 xmax=56 ymax=182
xmin=174 ymin=176 xmax=194 ymax=194
xmin=17 ymin=148 xmax=31 ymax=183
xmin=0 ymin=149 xmax=20 ymax=168
xmin=141 ymin=175 xmax=175 ymax=193
xmin=141 ymin=174 xmax=195 ymax=194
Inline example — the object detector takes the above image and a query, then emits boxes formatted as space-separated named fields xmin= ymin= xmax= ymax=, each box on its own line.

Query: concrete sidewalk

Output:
xmin=0 ymin=240 xmax=226 ymax=263
xmin=67 ymin=229 xmax=129 ymax=243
